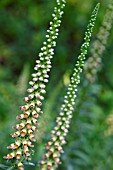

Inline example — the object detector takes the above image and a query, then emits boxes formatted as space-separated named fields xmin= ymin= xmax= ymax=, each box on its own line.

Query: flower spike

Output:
xmin=85 ymin=1 xmax=113 ymax=82
xmin=39 ymin=3 xmax=100 ymax=169
xmin=4 ymin=0 xmax=66 ymax=169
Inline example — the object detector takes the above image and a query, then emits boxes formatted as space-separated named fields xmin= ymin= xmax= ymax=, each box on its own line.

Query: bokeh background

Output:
xmin=0 ymin=0 xmax=113 ymax=169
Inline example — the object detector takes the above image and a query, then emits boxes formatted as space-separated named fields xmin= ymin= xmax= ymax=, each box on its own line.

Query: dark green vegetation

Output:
xmin=0 ymin=0 xmax=113 ymax=170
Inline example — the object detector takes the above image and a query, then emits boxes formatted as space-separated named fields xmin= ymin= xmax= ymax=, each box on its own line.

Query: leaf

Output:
xmin=0 ymin=164 xmax=14 ymax=170
xmin=74 ymin=150 xmax=90 ymax=163
xmin=0 ymin=164 xmax=9 ymax=169
xmin=23 ymin=162 xmax=35 ymax=166
xmin=7 ymin=167 xmax=14 ymax=170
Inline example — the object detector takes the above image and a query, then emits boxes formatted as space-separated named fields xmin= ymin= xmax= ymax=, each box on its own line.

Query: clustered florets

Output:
xmin=4 ymin=0 xmax=66 ymax=169
xmin=39 ymin=3 xmax=100 ymax=169
xmin=85 ymin=1 xmax=113 ymax=83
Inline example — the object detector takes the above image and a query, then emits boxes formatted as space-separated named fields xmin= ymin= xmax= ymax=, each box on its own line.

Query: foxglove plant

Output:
xmin=60 ymin=2 xmax=113 ymax=168
xmin=85 ymin=0 xmax=113 ymax=83
xmin=39 ymin=3 xmax=100 ymax=170
xmin=4 ymin=0 xmax=66 ymax=169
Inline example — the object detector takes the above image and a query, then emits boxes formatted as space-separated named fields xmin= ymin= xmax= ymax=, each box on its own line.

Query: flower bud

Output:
xmin=28 ymin=129 xmax=33 ymax=135
xmin=30 ymin=102 xmax=35 ymax=109
xmin=24 ymin=111 xmax=30 ymax=118
xmin=11 ymin=131 xmax=20 ymax=138
xmin=26 ymin=120 xmax=32 ymax=129
xmin=44 ymin=152 xmax=50 ymax=159
xmin=32 ymin=118 xmax=37 ymax=124
xmin=24 ymin=147 xmax=30 ymax=157
xmin=16 ymin=114 xmax=24 ymax=120
xmin=21 ymin=129 xmax=27 ymax=137
xmin=20 ymin=105 xmax=29 ymax=111
xmin=23 ymin=140 xmax=28 ymax=147
xmin=16 ymin=123 xmax=25 ymax=130
xmin=29 ymin=134 xmax=36 ymax=142
xmin=18 ymin=162 xmax=24 ymax=170
xmin=4 ymin=152 xmax=15 ymax=159
xmin=16 ymin=150 xmax=22 ymax=160
xmin=32 ymin=111 xmax=39 ymax=118
xmin=47 ymin=162 xmax=52 ymax=169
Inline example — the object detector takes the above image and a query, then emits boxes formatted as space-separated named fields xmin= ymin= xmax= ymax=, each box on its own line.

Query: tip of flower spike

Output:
xmin=94 ymin=3 xmax=100 ymax=13
xmin=97 ymin=3 xmax=100 ymax=8
xmin=91 ymin=3 xmax=100 ymax=19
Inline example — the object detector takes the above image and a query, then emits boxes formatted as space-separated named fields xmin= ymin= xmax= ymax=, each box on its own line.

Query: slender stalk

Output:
xmin=39 ymin=3 xmax=100 ymax=170
xmin=4 ymin=0 xmax=66 ymax=169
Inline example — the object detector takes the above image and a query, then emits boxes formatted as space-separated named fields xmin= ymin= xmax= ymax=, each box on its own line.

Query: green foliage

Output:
xmin=0 ymin=0 xmax=113 ymax=170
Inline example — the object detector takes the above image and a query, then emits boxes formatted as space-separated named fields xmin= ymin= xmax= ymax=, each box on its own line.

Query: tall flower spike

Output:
xmin=39 ymin=3 xmax=100 ymax=169
xmin=4 ymin=0 xmax=66 ymax=169
xmin=85 ymin=0 xmax=113 ymax=83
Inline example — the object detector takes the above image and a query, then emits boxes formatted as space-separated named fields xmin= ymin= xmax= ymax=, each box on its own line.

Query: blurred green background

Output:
xmin=0 ymin=0 xmax=113 ymax=170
